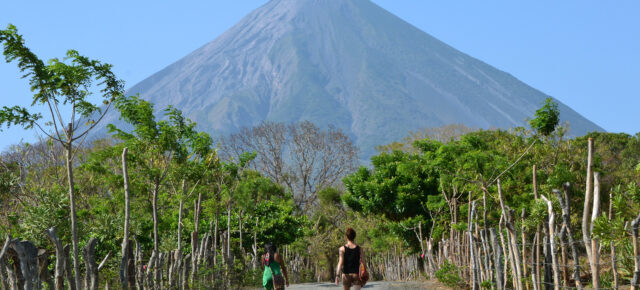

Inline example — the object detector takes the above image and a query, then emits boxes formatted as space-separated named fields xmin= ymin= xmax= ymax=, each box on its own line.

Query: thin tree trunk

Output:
xmin=541 ymin=195 xmax=560 ymax=290
xmin=239 ymin=210 xmax=244 ymax=257
xmin=45 ymin=228 xmax=65 ymax=290
xmin=497 ymin=179 xmax=523 ymax=290
xmin=556 ymin=185 xmax=583 ymax=289
xmin=82 ymin=238 xmax=98 ymax=290
xmin=533 ymin=165 xmax=542 ymax=290
xmin=490 ymin=228 xmax=504 ymax=290
xmin=214 ymin=209 xmax=219 ymax=267
xmin=590 ymin=172 xmax=601 ymax=289
xmin=253 ymin=217 xmax=259 ymax=270
xmin=227 ymin=205 xmax=232 ymax=262
xmin=609 ymin=186 xmax=619 ymax=290
xmin=64 ymin=245 xmax=76 ymax=290
xmin=558 ymin=227 xmax=569 ymax=287
xmin=582 ymin=138 xmax=594 ymax=265
xmin=152 ymin=181 xmax=161 ymax=287
xmin=65 ymin=140 xmax=81 ymax=290
xmin=521 ymin=209 xmax=529 ymax=290
xmin=191 ymin=201 xmax=198 ymax=286
xmin=0 ymin=236 xmax=11 ymax=290
xmin=120 ymin=148 xmax=132 ymax=289
xmin=470 ymin=201 xmax=479 ymax=290
xmin=543 ymin=226 xmax=552 ymax=290
xmin=499 ymin=217 xmax=509 ymax=290
xmin=631 ymin=212 xmax=640 ymax=290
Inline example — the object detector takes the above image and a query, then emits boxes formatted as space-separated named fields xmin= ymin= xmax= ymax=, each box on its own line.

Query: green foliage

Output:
xmin=252 ymin=200 xmax=309 ymax=248
xmin=342 ymin=150 xmax=439 ymax=221
xmin=15 ymin=186 xmax=70 ymax=245
xmin=529 ymin=98 xmax=560 ymax=136
xmin=435 ymin=260 xmax=465 ymax=288
xmin=0 ymin=24 xmax=124 ymax=136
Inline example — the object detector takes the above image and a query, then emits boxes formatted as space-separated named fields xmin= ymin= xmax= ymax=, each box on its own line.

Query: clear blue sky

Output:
xmin=1 ymin=1 xmax=638 ymax=151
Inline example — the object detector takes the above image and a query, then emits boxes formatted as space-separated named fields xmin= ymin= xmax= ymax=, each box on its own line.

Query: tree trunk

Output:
xmin=253 ymin=217 xmax=259 ymax=270
xmin=45 ymin=228 xmax=65 ymax=290
xmin=490 ymin=228 xmax=504 ymax=290
xmin=582 ymin=138 xmax=594 ymax=265
xmin=64 ymin=139 xmax=81 ymax=290
xmin=497 ymin=179 xmax=523 ymax=290
xmin=533 ymin=165 xmax=542 ymax=290
xmin=64 ymin=245 xmax=76 ymax=290
xmin=151 ymin=181 xmax=161 ymax=286
xmin=631 ymin=212 xmax=640 ymax=290
xmin=558 ymin=227 xmax=569 ymax=287
xmin=119 ymin=147 xmax=133 ymax=289
xmin=541 ymin=195 xmax=560 ymax=290
xmin=82 ymin=238 xmax=98 ymax=290
xmin=0 ymin=236 xmax=11 ymax=290
xmin=134 ymin=240 xmax=143 ymax=290
xmin=543 ymin=231 xmax=552 ymax=290
xmin=521 ymin=209 xmax=529 ymax=290
xmin=227 ymin=204 xmax=232 ymax=262
xmin=609 ymin=186 xmax=619 ymax=290
xmin=239 ymin=211 xmax=244 ymax=257
xmin=589 ymin=172 xmax=601 ymax=289
xmin=191 ymin=202 xmax=198 ymax=286
xmin=182 ymin=254 xmax=191 ymax=290
xmin=214 ymin=209 xmax=219 ymax=267
xmin=556 ymin=185 xmax=583 ymax=289
xmin=469 ymin=201 xmax=479 ymax=290
xmin=498 ymin=218 xmax=509 ymax=290
xmin=11 ymin=239 xmax=41 ymax=290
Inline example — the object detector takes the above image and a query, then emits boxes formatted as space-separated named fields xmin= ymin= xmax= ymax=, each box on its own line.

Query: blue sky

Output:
xmin=1 ymin=0 xmax=639 ymax=150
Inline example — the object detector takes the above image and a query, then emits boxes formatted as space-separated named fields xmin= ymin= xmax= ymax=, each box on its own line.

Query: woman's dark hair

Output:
xmin=265 ymin=243 xmax=277 ymax=261
xmin=346 ymin=227 xmax=356 ymax=241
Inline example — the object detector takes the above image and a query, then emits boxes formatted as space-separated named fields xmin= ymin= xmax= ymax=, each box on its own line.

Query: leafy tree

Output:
xmin=0 ymin=24 xmax=124 ymax=287
xmin=107 ymin=95 xmax=209 ymax=271
xmin=529 ymin=98 xmax=560 ymax=136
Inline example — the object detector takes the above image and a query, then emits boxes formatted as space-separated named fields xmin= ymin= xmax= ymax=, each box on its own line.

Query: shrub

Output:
xmin=435 ymin=260 xmax=465 ymax=288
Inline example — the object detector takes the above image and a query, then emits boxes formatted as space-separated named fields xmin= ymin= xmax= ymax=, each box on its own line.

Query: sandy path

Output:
xmin=286 ymin=281 xmax=449 ymax=289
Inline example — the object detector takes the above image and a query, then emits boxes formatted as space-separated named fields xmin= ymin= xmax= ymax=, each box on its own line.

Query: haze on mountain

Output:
xmin=100 ymin=0 xmax=602 ymax=159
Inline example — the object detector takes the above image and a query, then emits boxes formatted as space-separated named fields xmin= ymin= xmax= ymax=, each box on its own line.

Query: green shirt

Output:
xmin=263 ymin=261 xmax=283 ymax=290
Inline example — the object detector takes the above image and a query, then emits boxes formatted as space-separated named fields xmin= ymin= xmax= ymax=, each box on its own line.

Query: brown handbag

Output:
xmin=359 ymin=262 xmax=369 ymax=286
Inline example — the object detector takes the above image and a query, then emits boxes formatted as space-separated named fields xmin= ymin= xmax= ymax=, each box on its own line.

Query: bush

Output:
xmin=435 ymin=260 xmax=465 ymax=288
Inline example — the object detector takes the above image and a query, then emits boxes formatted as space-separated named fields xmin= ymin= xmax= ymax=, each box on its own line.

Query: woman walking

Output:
xmin=335 ymin=227 xmax=365 ymax=290
xmin=262 ymin=243 xmax=289 ymax=290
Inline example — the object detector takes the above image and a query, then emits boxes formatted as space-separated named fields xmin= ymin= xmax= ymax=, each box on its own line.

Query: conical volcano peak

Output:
xmin=114 ymin=0 xmax=602 ymax=159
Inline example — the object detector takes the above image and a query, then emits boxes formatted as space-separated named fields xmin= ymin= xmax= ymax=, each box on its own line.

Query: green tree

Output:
xmin=107 ymin=95 xmax=209 ymax=279
xmin=529 ymin=98 xmax=560 ymax=136
xmin=0 ymin=24 xmax=124 ymax=287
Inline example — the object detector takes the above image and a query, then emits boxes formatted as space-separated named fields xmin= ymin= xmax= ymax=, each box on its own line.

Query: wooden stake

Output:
xmin=556 ymin=185 xmax=583 ymax=289
xmin=590 ymin=172 xmax=601 ymax=289
xmin=582 ymin=138 xmax=594 ymax=264
xmin=541 ymin=195 xmax=560 ymax=290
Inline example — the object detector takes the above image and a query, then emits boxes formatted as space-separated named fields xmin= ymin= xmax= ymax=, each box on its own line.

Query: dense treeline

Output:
xmin=342 ymin=100 xmax=640 ymax=289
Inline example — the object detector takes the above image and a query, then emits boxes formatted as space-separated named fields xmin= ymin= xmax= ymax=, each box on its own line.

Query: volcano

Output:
xmin=103 ymin=0 xmax=602 ymax=158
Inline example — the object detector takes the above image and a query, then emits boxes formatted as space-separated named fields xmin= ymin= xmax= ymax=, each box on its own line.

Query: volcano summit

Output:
xmin=104 ymin=0 xmax=602 ymax=158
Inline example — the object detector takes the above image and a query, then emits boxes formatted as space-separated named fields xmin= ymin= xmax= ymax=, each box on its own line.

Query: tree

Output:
xmin=529 ymin=98 xmax=560 ymax=136
xmin=107 ymin=95 xmax=209 ymax=285
xmin=0 ymin=24 xmax=124 ymax=288
xmin=221 ymin=121 xmax=358 ymax=213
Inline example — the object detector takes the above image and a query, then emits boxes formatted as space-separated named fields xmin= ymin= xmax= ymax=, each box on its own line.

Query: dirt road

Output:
xmin=286 ymin=281 xmax=449 ymax=289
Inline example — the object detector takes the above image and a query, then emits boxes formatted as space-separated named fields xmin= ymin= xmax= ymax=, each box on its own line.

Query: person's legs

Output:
xmin=351 ymin=273 xmax=362 ymax=290
xmin=342 ymin=274 xmax=352 ymax=290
